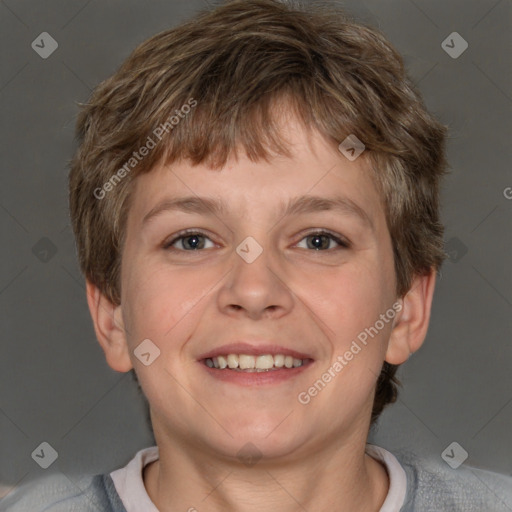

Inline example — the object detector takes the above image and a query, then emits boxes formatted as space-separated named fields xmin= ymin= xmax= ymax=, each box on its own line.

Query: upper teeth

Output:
xmin=205 ymin=354 xmax=304 ymax=370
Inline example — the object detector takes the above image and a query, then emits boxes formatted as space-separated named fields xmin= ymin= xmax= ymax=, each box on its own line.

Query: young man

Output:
xmin=4 ymin=0 xmax=511 ymax=510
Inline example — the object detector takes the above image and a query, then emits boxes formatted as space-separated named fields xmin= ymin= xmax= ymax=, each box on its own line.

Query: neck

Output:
xmin=143 ymin=437 xmax=389 ymax=512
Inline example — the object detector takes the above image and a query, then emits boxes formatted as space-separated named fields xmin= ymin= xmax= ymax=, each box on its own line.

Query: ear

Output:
xmin=385 ymin=269 xmax=437 ymax=365
xmin=85 ymin=280 xmax=133 ymax=372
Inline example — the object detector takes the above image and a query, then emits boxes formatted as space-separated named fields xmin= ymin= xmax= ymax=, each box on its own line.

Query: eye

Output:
xmin=163 ymin=231 xmax=216 ymax=251
xmin=295 ymin=231 xmax=350 ymax=250
xmin=162 ymin=230 xmax=349 ymax=252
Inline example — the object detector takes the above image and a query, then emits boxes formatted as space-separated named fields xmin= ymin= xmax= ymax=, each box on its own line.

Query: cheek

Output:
xmin=302 ymin=261 xmax=387 ymax=338
xmin=122 ymin=260 xmax=219 ymax=343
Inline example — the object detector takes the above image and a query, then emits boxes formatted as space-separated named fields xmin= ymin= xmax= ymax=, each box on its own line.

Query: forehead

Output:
xmin=127 ymin=116 xmax=385 ymax=232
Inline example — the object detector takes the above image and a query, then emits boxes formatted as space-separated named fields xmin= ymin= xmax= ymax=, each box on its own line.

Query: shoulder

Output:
xmin=0 ymin=472 xmax=126 ymax=512
xmin=392 ymin=448 xmax=512 ymax=512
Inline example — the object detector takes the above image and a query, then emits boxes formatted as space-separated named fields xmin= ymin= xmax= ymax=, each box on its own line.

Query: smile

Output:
xmin=204 ymin=353 xmax=312 ymax=371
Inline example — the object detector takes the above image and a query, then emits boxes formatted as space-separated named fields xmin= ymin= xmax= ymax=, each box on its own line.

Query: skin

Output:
xmin=86 ymin=111 xmax=436 ymax=512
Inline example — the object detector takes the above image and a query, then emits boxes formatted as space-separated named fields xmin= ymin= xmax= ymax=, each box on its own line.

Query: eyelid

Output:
xmin=162 ymin=229 xmax=217 ymax=249
xmin=295 ymin=229 xmax=351 ymax=249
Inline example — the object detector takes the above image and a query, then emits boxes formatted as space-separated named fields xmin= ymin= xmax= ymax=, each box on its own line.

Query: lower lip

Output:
xmin=199 ymin=360 xmax=314 ymax=386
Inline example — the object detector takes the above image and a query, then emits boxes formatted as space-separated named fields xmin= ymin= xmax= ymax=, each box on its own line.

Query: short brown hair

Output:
xmin=69 ymin=0 xmax=449 ymax=426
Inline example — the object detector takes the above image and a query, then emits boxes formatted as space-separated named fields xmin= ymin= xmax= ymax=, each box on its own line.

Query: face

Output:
xmin=115 ymin=116 xmax=399 ymax=462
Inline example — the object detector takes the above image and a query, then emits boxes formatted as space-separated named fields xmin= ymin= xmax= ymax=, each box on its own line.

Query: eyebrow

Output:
xmin=142 ymin=194 xmax=374 ymax=231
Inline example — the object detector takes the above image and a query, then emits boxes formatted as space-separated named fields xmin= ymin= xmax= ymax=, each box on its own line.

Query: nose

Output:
xmin=216 ymin=240 xmax=294 ymax=320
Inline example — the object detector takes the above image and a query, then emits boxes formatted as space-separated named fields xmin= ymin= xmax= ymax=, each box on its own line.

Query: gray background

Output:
xmin=1 ymin=0 xmax=511 ymax=501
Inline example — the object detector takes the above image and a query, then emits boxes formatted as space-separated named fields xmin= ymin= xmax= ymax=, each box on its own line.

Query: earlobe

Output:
xmin=385 ymin=269 xmax=437 ymax=365
xmin=85 ymin=280 xmax=133 ymax=372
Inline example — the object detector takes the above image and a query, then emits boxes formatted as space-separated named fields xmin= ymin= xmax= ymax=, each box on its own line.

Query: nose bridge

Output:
xmin=217 ymin=235 xmax=293 ymax=318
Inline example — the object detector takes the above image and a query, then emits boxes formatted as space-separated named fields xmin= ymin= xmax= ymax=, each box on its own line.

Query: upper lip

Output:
xmin=197 ymin=342 xmax=314 ymax=361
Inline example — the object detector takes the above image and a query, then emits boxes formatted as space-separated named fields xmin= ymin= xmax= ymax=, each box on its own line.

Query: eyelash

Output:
xmin=162 ymin=229 xmax=350 ymax=252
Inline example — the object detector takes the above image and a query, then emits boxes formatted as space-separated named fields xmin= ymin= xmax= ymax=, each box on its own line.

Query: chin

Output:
xmin=204 ymin=414 xmax=311 ymax=463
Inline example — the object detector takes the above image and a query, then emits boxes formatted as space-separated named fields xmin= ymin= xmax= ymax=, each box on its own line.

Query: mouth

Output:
xmin=197 ymin=343 xmax=315 ymax=384
xmin=203 ymin=353 xmax=314 ymax=372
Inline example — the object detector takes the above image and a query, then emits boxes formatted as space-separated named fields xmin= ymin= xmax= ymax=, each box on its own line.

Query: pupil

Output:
xmin=186 ymin=235 xmax=202 ymax=249
xmin=309 ymin=235 xmax=327 ymax=250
